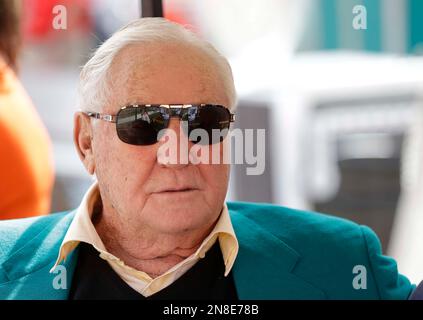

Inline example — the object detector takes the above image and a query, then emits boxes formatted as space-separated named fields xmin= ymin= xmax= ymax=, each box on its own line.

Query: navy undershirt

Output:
xmin=69 ymin=241 xmax=238 ymax=300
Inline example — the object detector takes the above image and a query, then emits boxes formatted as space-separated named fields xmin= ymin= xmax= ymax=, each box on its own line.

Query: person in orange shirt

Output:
xmin=0 ymin=0 xmax=54 ymax=219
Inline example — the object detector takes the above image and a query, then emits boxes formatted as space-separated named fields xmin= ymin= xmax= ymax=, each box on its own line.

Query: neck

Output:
xmin=93 ymin=202 xmax=217 ymax=278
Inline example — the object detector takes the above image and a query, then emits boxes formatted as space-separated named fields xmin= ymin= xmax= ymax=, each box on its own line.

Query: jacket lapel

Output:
xmin=230 ymin=210 xmax=326 ymax=299
xmin=0 ymin=212 xmax=77 ymax=300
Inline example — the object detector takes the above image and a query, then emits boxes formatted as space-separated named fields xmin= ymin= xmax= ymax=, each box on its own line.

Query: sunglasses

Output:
xmin=84 ymin=104 xmax=235 ymax=146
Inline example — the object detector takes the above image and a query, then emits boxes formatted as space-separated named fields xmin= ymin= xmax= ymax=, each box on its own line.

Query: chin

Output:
xmin=150 ymin=206 xmax=213 ymax=233
xmin=142 ymin=195 xmax=220 ymax=232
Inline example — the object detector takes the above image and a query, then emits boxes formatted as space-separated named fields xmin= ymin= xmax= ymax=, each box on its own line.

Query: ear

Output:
xmin=74 ymin=112 xmax=95 ymax=175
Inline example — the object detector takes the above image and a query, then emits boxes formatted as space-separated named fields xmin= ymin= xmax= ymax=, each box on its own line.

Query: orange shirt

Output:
xmin=0 ymin=58 xmax=54 ymax=219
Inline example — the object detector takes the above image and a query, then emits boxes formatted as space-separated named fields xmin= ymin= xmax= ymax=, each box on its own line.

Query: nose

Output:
xmin=156 ymin=118 xmax=191 ymax=168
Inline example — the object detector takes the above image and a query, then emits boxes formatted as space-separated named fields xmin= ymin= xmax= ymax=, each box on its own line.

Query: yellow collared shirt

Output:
xmin=51 ymin=182 xmax=239 ymax=297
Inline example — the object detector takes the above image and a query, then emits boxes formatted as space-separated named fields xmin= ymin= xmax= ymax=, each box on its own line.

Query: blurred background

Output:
xmin=6 ymin=0 xmax=423 ymax=282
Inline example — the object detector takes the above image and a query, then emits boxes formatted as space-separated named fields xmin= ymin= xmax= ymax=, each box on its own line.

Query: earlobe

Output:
xmin=74 ymin=112 xmax=95 ymax=175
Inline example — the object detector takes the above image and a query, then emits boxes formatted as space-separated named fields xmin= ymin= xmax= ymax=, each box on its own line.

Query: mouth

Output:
xmin=163 ymin=188 xmax=194 ymax=192
xmin=153 ymin=187 xmax=198 ymax=194
xmin=152 ymin=188 xmax=198 ymax=199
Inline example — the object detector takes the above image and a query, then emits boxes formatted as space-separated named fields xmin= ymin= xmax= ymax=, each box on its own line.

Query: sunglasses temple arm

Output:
xmin=86 ymin=112 xmax=117 ymax=123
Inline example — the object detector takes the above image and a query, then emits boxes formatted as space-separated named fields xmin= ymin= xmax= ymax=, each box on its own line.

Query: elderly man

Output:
xmin=0 ymin=18 xmax=414 ymax=300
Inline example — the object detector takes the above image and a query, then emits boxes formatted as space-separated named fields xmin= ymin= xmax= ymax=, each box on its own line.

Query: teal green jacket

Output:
xmin=0 ymin=201 xmax=414 ymax=299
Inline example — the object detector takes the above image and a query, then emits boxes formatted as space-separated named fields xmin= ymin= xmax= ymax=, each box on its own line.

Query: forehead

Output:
xmin=106 ymin=42 xmax=228 ymax=112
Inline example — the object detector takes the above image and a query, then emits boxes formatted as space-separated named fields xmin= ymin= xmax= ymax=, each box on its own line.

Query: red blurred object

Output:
xmin=163 ymin=1 xmax=199 ymax=34
xmin=22 ymin=0 xmax=92 ymax=41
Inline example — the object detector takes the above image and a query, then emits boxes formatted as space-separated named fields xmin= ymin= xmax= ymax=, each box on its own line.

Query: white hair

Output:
xmin=78 ymin=17 xmax=237 ymax=112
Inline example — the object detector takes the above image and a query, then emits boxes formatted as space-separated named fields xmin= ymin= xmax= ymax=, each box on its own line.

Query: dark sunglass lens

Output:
xmin=188 ymin=105 xmax=231 ymax=145
xmin=116 ymin=107 xmax=169 ymax=145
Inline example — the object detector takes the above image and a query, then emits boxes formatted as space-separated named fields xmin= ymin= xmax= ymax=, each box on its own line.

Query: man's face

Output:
xmin=78 ymin=43 xmax=231 ymax=235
